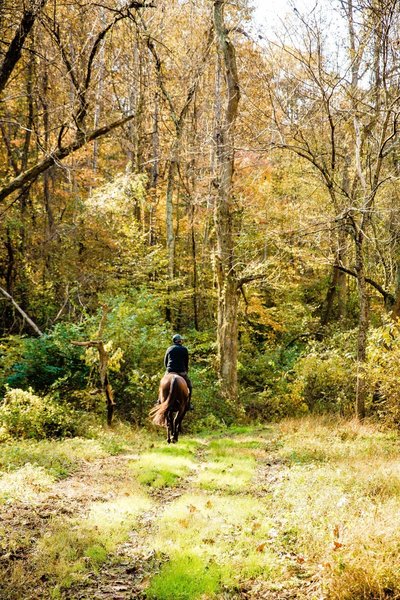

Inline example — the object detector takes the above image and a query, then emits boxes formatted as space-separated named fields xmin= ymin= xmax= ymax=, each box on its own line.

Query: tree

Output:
xmin=263 ymin=0 xmax=400 ymax=418
xmin=0 ymin=1 xmax=154 ymax=205
xmin=213 ymin=0 xmax=241 ymax=403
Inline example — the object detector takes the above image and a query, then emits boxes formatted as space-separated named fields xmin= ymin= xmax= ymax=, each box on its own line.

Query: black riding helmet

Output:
xmin=172 ymin=334 xmax=183 ymax=344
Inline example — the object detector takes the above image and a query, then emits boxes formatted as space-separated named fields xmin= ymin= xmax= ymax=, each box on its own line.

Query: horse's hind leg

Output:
xmin=172 ymin=413 xmax=181 ymax=443
xmin=166 ymin=412 xmax=172 ymax=444
xmin=179 ymin=408 xmax=187 ymax=435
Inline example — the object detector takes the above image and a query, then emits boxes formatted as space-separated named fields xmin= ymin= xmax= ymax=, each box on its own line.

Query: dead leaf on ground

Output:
xmin=256 ymin=542 xmax=266 ymax=552
xmin=296 ymin=554 xmax=306 ymax=563
xmin=333 ymin=524 xmax=340 ymax=539
xmin=332 ymin=541 xmax=343 ymax=550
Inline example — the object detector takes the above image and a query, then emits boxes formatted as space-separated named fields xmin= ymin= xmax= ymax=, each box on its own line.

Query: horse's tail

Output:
xmin=149 ymin=375 xmax=176 ymax=426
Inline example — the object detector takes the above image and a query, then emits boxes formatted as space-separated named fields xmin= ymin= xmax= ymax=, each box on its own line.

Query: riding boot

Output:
xmin=188 ymin=393 xmax=194 ymax=411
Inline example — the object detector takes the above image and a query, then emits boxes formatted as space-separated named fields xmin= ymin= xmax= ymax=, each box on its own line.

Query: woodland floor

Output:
xmin=1 ymin=418 xmax=400 ymax=600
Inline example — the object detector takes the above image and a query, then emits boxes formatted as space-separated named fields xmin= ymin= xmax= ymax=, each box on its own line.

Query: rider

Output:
xmin=164 ymin=334 xmax=194 ymax=410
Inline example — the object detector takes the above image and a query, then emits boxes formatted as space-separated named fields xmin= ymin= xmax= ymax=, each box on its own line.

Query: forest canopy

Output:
xmin=1 ymin=0 xmax=400 ymax=431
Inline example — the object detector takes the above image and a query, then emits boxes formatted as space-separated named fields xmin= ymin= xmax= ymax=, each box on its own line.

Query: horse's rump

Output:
xmin=150 ymin=373 xmax=189 ymax=426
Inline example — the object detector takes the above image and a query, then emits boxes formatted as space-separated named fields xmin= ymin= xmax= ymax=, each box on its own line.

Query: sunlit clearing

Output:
xmin=195 ymin=458 xmax=256 ymax=492
xmin=130 ymin=452 xmax=196 ymax=488
xmin=151 ymin=492 xmax=283 ymax=589
xmin=35 ymin=493 xmax=153 ymax=588
xmin=0 ymin=464 xmax=54 ymax=503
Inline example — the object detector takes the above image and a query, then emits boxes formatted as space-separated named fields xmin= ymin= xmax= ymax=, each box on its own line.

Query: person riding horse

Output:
xmin=164 ymin=334 xmax=194 ymax=410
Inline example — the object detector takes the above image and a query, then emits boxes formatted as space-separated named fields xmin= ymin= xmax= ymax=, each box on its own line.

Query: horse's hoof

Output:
xmin=167 ymin=439 xmax=171 ymax=444
xmin=172 ymin=439 xmax=177 ymax=444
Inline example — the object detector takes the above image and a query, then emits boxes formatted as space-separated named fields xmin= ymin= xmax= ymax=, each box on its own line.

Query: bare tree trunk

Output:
xmin=0 ymin=0 xmax=47 ymax=95
xmin=321 ymin=265 xmax=341 ymax=326
xmin=41 ymin=55 xmax=55 ymax=238
xmin=322 ymin=227 xmax=348 ymax=325
xmin=165 ymin=147 xmax=178 ymax=281
xmin=71 ymin=305 xmax=115 ymax=426
xmin=213 ymin=0 xmax=240 ymax=403
xmin=92 ymin=9 xmax=106 ymax=172
xmin=189 ymin=201 xmax=199 ymax=331
xmin=391 ymin=267 xmax=400 ymax=319
xmin=354 ymin=233 xmax=368 ymax=419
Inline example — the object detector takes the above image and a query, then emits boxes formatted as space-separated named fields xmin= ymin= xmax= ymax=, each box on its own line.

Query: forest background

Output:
xmin=1 ymin=0 xmax=400 ymax=436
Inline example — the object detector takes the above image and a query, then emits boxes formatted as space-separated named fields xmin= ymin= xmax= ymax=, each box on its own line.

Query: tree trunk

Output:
xmin=321 ymin=265 xmax=340 ymax=326
xmin=355 ymin=233 xmax=368 ymax=419
xmin=165 ymin=150 xmax=178 ymax=281
xmin=213 ymin=0 xmax=240 ymax=404
xmin=322 ymin=228 xmax=347 ymax=325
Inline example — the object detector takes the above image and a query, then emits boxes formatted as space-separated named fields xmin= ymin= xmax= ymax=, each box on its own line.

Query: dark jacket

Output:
xmin=164 ymin=343 xmax=189 ymax=373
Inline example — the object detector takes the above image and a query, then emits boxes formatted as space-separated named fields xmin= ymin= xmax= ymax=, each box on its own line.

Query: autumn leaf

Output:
xmin=256 ymin=542 xmax=266 ymax=552
xmin=178 ymin=518 xmax=190 ymax=528
xmin=333 ymin=524 xmax=340 ymax=539
xmin=332 ymin=541 xmax=343 ymax=550
xmin=296 ymin=555 xmax=306 ymax=563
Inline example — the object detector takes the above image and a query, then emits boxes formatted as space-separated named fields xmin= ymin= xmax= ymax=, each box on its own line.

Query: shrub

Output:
xmin=245 ymin=385 xmax=308 ymax=422
xmin=0 ymin=388 xmax=85 ymax=439
xmin=290 ymin=348 xmax=355 ymax=415
xmin=367 ymin=320 xmax=400 ymax=425
xmin=0 ymin=323 xmax=88 ymax=395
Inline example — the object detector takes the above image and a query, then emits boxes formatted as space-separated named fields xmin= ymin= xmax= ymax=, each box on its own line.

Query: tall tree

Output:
xmin=213 ymin=0 xmax=241 ymax=403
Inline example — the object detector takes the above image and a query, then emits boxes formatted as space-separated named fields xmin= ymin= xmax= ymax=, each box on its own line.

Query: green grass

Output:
xmin=34 ymin=493 xmax=153 ymax=591
xmin=1 ymin=418 xmax=400 ymax=599
xmin=151 ymin=492 xmax=283 ymax=592
xmin=130 ymin=440 xmax=200 ymax=489
xmin=193 ymin=433 xmax=267 ymax=493
xmin=0 ymin=438 xmax=105 ymax=479
xmin=146 ymin=554 xmax=224 ymax=600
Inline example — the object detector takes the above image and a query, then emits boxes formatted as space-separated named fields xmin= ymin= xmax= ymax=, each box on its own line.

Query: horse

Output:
xmin=149 ymin=373 xmax=190 ymax=443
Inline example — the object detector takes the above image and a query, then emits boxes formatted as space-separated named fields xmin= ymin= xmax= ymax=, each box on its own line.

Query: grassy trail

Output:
xmin=1 ymin=418 xmax=400 ymax=599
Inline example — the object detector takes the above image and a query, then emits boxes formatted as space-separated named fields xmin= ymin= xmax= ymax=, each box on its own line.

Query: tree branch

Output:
xmin=0 ymin=113 xmax=135 ymax=203
xmin=0 ymin=0 xmax=47 ymax=95
xmin=334 ymin=264 xmax=394 ymax=304
xmin=0 ymin=286 xmax=43 ymax=335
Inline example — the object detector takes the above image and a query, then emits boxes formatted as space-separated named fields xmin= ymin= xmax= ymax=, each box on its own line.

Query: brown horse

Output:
xmin=150 ymin=373 xmax=189 ymax=443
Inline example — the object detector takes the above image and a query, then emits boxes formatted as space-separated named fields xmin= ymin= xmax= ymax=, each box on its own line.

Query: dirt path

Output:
xmin=69 ymin=443 xmax=211 ymax=600
xmin=0 ymin=454 xmax=146 ymax=598
xmin=0 ymin=432 xmax=314 ymax=600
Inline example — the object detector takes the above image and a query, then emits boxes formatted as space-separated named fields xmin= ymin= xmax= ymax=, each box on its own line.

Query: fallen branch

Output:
xmin=0 ymin=286 xmax=43 ymax=336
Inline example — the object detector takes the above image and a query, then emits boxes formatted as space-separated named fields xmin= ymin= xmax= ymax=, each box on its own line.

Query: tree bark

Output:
xmin=213 ymin=0 xmax=240 ymax=404
xmin=354 ymin=233 xmax=368 ymax=419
